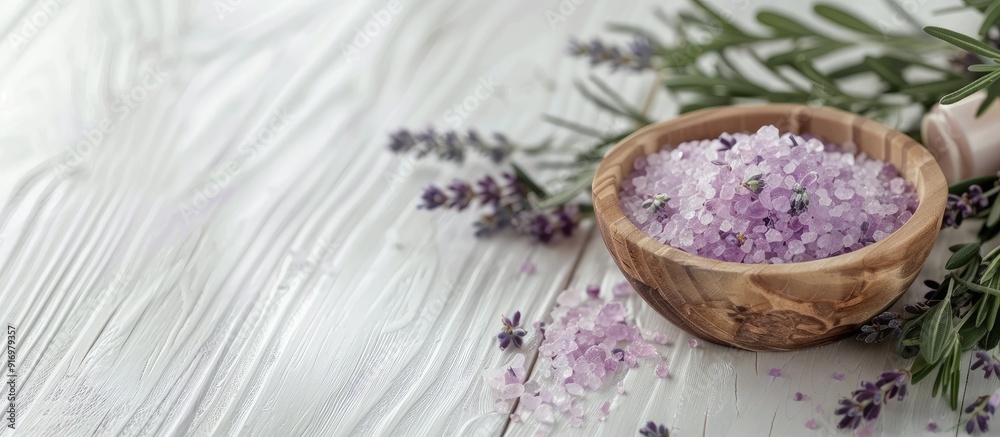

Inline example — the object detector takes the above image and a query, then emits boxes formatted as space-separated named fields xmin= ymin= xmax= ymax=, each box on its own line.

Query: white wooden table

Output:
xmin=1 ymin=0 xmax=993 ymax=435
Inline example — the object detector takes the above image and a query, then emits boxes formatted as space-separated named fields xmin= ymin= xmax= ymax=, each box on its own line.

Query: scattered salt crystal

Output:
xmin=535 ymin=404 xmax=555 ymax=423
xmin=689 ymin=339 xmax=698 ymax=348
xmin=612 ymin=281 xmax=632 ymax=297
xmin=653 ymin=332 xmax=670 ymax=345
xmin=793 ymin=392 xmax=806 ymax=401
xmin=586 ymin=284 xmax=600 ymax=298
xmin=629 ymin=340 xmax=657 ymax=357
xmin=805 ymin=418 xmax=820 ymax=430
xmin=832 ymin=373 xmax=845 ymax=381
xmin=768 ymin=368 xmax=782 ymax=378
xmin=510 ymin=413 xmax=521 ymax=422
xmin=616 ymin=381 xmax=626 ymax=394
xmin=521 ymin=260 xmax=536 ymax=275
xmin=656 ymin=361 xmax=671 ymax=378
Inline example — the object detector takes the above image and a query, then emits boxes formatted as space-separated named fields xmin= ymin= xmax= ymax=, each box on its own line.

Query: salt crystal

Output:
xmin=535 ymin=404 xmax=555 ymax=423
xmin=520 ymin=394 xmax=541 ymax=411
xmin=689 ymin=339 xmax=698 ymax=348
xmin=629 ymin=340 xmax=656 ymax=357
xmin=612 ymin=281 xmax=632 ymax=297
xmin=653 ymin=332 xmax=670 ymax=345
xmin=656 ymin=361 xmax=671 ymax=378
xmin=765 ymin=229 xmax=783 ymax=243
xmin=768 ymin=368 xmax=782 ymax=378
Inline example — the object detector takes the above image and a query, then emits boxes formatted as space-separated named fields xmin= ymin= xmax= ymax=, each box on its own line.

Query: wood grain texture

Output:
xmin=592 ymin=105 xmax=948 ymax=351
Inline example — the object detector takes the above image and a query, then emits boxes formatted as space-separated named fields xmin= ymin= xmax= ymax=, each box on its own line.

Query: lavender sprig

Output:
xmin=833 ymin=370 xmax=908 ymax=430
xmin=856 ymin=311 xmax=902 ymax=343
xmin=567 ymin=37 xmax=654 ymax=72
xmin=388 ymin=128 xmax=517 ymax=164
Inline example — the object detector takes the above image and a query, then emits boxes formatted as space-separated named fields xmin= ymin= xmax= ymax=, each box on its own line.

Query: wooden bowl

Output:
xmin=592 ymin=104 xmax=948 ymax=351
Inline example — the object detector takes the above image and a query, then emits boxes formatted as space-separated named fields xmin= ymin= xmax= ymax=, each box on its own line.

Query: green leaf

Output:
xmin=977 ymin=83 xmax=1000 ymax=116
xmin=690 ymin=0 xmax=746 ymax=36
xmin=947 ymin=243 xmax=982 ymax=269
xmin=960 ymin=318 xmax=990 ymax=349
xmin=574 ymin=81 xmax=641 ymax=121
xmin=864 ymin=56 xmax=908 ymax=88
xmin=969 ymin=64 xmax=1000 ymax=72
xmin=941 ymin=69 xmax=1000 ymax=105
xmin=587 ymin=76 xmax=652 ymax=124
xmin=924 ymin=26 xmax=1000 ymax=60
xmin=900 ymin=78 xmax=975 ymax=97
xmin=542 ymin=115 xmax=607 ymax=138
xmin=982 ymin=309 xmax=1000 ymax=350
xmin=511 ymin=163 xmax=548 ymax=198
xmin=980 ymin=1 xmax=1000 ymax=38
xmin=766 ymin=43 xmax=849 ymax=66
xmin=988 ymin=197 xmax=1000 ymax=228
xmin=665 ymin=75 xmax=768 ymax=96
xmin=911 ymin=354 xmax=937 ymax=383
xmin=919 ymin=296 xmax=954 ymax=363
xmin=814 ymin=4 xmax=883 ymax=35
xmin=949 ymin=175 xmax=999 ymax=195
xmin=791 ymin=61 xmax=839 ymax=91
xmin=533 ymin=173 xmax=591 ymax=210
xmin=756 ymin=11 xmax=819 ymax=36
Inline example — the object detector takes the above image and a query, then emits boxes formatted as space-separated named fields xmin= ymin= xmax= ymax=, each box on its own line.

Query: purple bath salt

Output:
xmin=618 ymin=125 xmax=918 ymax=264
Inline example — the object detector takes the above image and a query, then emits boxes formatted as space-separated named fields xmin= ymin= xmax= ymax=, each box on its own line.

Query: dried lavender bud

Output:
xmin=972 ymin=351 xmax=1000 ymax=380
xmin=567 ymin=36 xmax=653 ymax=71
xmin=641 ymin=193 xmax=670 ymax=213
xmin=964 ymin=394 xmax=998 ymax=434
xmin=856 ymin=312 xmax=902 ymax=343
xmin=789 ymin=183 xmax=809 ymax=215
xmin=741 ymin=174 xmax=765 ymax=194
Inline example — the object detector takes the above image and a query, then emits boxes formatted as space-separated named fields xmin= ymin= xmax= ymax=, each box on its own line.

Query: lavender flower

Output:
xmin=497 ymin=311 xmax=526 ymax=350
xmin=521 ymin=205 xmax=581 ymax=243
xmin=858 ymin=221 xmax=876 ymax=245
xmin=741 ymin=174 xmax=765 ymax=194
xmin=964 ymin=394 xmax=998 ymax=434
xmin=477 ymin=176 xmax=503 ymax=207
xmin=641 ymin=193 xmax=670 ymax=213
xmin=447 ymin=180 xmax=475 ymax=210
xmin=789 ymin=183 xmax=809 ymax=215
xmin=972 ymin=351 xmax=1000 ymax=380
xmin=611 ymin=348 xmax=625 ymax=361
xmin=639 ymin=421 xmax=669 ymax=437
xmin=586 ymin=284 xmax=600 ymax=298
xmin=856 ymin=311 xmax=903 ymax=343
xmin=419 ymin=185 xmax=449 ymax=209
xmin=568 ymin=36 xmax=655 ymax=72
xmin=833 ymin=370 xmax=908 ymax=430
xmin=944 ymin=184 xmax=988 ymax=228
xmin=718 ymin=134 xmax=736 ymax=151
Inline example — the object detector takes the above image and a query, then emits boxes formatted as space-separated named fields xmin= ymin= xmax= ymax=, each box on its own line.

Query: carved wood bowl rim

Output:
xmin=591 ymin=104 xmax=948 ymax=350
